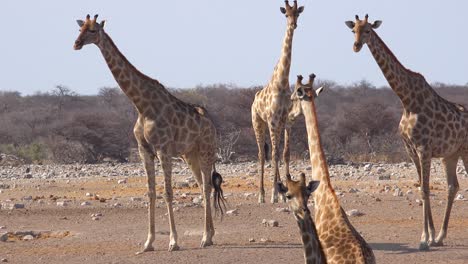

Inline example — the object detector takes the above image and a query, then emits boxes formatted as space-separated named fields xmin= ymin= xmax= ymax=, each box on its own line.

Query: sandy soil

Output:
xmin=1 ymin=163 xmax=468 ymax=264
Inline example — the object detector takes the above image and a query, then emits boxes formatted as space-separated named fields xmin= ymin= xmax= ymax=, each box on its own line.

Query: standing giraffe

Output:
xmin=278 ymin=173 xmax=326 ymax=264
xmin=292 ymin=74 xmax=376 ymax=263
xmin=251 ymin=0 xmax=304 ymax=203
xmin=345 ymin=14 xmax=467 ymax=250
xmin=73 ymin=14 xmax=225 ymax=253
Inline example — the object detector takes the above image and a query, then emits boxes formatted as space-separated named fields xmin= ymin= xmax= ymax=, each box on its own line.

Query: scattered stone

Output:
xmin=56 ymin=201 xmax=68 ymax=207
xmin=348 ymin=188 xmax=359 ymax=193
xmin=346 ymin=209 xmax=364 ymax=217
xmin=393 ymin=188 xmax=403 ymax=197
xmin=130 ymin=197 xmax=143 ymax=202
xmin=260 ymin=237 xmax=271 ymax=243
xmin=85 ymin=193 xmax=93 ymax=197
xmin=117 ymin=179 xmax=127 ymax=184
xmin=267 ymin=220 xmax=279 ymax=227
xmin=377 ymin=168 xmax=386 ymax=174
xmin=455 ymin=194 xmax=465 ymax=201
xmin=81 ymin=201 xmax=91 ymax=206
xmin=4 ymin=203 xmax=25 ymax=210
xmin=92 ymin=217 xmax=100 ymax=221
xmin=174 ymin=182 xmax=189 ymax=188
xmin=384 ymin=186 xmax=391 ymax=192
xmin=248 ymin=238 xmax=256 ymax=243
xmin=378 ymin=175 xmax=391 ymax=180
xmin=363 ymin=164 xmax=373 ymax=171
xmin=375 ymin=197 xmax=381 ymax=202
xmin=0 ymin=226 xmax=5 ymax=230
xmin=406 ymin=190 xmax=413 ymax=195
xmin=0 ymin=233 xmax=7 ymax=242
xmin=192 ymin=197 xmax=202 ymax=204
xmin=415 ymin=199 xmax=423 ymax=206
xmin=1 ymin=258 xmax=7 ymax=262
xmin=22 ymin=235 xmax=34 ymax=241
xmin=22 ymin=196 xmax=33 ymax=201
xmin=24 ymin=174 xmax=33 ymax=179
xmin=275 ymin=207 xmax=290 ymax=213
xmin=243 ymin=193 xmax=254 ymax=199
xmin=226 ymin=209 xmax=238 ymax=216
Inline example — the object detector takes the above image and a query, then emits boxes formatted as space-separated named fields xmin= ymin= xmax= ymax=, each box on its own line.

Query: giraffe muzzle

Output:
xmin=74 ymin=40 xmax=83 ymax=50
xmin=353 ymin=42 xmax=363 ymax=52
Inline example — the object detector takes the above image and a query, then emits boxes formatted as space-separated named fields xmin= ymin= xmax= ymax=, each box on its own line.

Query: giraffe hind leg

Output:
xmin=434 ymin=155 xmax=460 ymax=246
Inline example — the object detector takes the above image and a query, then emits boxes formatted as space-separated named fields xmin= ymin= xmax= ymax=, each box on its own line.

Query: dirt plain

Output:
xmin=1 ymin=160 xmax=468 ymax=264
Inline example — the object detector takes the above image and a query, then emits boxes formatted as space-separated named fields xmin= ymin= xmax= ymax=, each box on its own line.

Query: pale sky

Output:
xmin=1 ymin=0 xmax=467 ymax=95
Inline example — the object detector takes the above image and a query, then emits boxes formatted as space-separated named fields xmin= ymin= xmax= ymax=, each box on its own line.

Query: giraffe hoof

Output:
xmin=135 ymin=246 xmax=154 ymax=255
xmin=432 ymin=240 xmax=444 ymax=247
xmin=168 ymin=244 xmax=180 ymax=252
xmin=200 ymin=240 xmax=213 ymax=248
xmin=258 ymin=195 xmax=265 ymax=204
xmin=418 ymin=242 xmax=430 ymax=251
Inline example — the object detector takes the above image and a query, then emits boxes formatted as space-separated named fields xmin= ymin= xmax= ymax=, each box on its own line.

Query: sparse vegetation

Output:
xmin=0 ymin=81 xmax=467 ymax=164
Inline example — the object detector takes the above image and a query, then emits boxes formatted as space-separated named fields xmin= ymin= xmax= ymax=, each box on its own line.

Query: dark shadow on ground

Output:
xmin=370 ymin=242 xmax=428 ymax=254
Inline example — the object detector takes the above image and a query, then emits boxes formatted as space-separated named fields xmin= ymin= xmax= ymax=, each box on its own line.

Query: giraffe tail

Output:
xmin=212 ymin=168 xmax=227 ymax=218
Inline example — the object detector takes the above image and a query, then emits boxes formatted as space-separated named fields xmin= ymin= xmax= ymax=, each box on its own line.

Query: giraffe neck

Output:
xmin=296 ymin=213 xmax=326 ymax=264
xmin=300 ymin=97 xmax=343 ymax=223
xmin=367 ymin=30 xmax=428 ymax=100
xmin=96 ymin=31 xmax=166 ymax=113
xmin=269 ymin=24 xmax=295 ymax=91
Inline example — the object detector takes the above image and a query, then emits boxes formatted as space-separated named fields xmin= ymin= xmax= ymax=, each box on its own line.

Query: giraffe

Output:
xmin=292 ymin=74 xmax=376 ymax=263
xmin=73 ymin=14 xmax=225 ymax=253
xmin=251 ymin=0 xmax=304 ymax=203
xmin=345 ymin=14 xmax=468 ymax=250
xmin=277 ymin=173 xmax=326 ymax=264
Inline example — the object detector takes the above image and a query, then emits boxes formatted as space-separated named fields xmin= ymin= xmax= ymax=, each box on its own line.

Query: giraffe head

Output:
xmin=277 ymin=173 xmax=320 ymax=220
xmin=289 ymin=74 xmax=324 ymax=120
xmin=345 ymin=14 xmax=382 ymax=52
xmin=74 ymin=14 xmax=106 ymax=50
xmin=280 ymin=1 xmax=304 ymax=29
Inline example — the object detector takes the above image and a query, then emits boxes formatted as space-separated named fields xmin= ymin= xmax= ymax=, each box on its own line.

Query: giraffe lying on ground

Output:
xmin=346 ymin=14 xmax=467 ymax=250
xmin=251 ymin=0 xmax=304 ymax=204
xmin=278 ymin=173 xmax=326 ymax=264
xmin=292 ymin=74 xmax=375 ymax=263
xmin=73 ymin=14 xmax=225 ymax=254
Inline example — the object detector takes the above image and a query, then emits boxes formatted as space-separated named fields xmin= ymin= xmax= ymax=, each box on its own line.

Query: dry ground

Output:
xmin=1 ymin=164 xmax=468 ymax=264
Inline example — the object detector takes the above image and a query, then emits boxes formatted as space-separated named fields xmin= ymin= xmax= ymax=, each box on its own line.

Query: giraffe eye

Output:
xmin=286 ymin=194 xmax=292 ymax=200
xmin=351 ymin=30 xmax=356 ymax=33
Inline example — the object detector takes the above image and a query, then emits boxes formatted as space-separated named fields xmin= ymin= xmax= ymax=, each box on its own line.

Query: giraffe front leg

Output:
xmin=253 ymin=116 xmax=267 ymax=204
xmin=418 ymin=153 xmax=435 ymax=251
xmin=135 ymin=144 xmax=156 ymax=255
xmin=159 ymin=153 xmax=179 ymax=252
xmin=434 ymin=155 xmax=460 ymax=246
xmin=283 ymin=127 xmax=291 ymax=177
xmin=269 ymin=128 xmax=281 ymax=204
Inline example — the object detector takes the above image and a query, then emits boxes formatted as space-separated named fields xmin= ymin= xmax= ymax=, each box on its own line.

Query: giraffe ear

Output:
xmin=100 ymin=20 xmax=106 ymax=28
xmin=315 ymin=87 xmax=324 ymax=97
xmin=297 ymin=6 xmax=304 ymax=14
xmin=306 ymin=181 xmax=320 ymax=195
xmin=277 ymin=182 xmax=288 ymax=194
xmin=345 ymin=21 xmax=355 ymax=29
xmin=280 ymin=7 xmax=287 ymax=14
xmin=372 ymin=20 xmax=382 ymax=29
xmin=77 ymin=20 xmax=85 ymax=27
